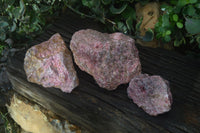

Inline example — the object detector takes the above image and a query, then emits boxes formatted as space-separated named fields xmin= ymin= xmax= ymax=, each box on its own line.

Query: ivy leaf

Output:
xmin=12 ymin=7 xmax=21 ymax=19
xmin=110 ymin=3 xmax=128 ymax=14
xmin=165 ymin=30 xmax=171 ymax=35
xmin=136 ymin=17 xmax=143 ymax=32
xmin=10 ymin=22 xmax=16 ymax=32
xmin=195 ymin=3 xmax=200 ymax=9
xmin=0 ymin=29 xmax=6 ymax=41
xmin=117 ymin=22 xmax=127 ymax=33
xmin=176 ymin=22 xmax=183 ymax=29
xmin=162 ymin=14 xmax=170 ymax=27
xmin=174 ymin=39 xmax=181 ymax=47
xmin=121 ymin=6 xmax=135 ymax=20
xmin=126 ymin=16 xmax=134 ymax=31
xmin=0 ymin=16 xmax=9 ymax=22
xmin=173 ymin=14 xmax=179 ymax=22
xmin=32 ymin=4 xmax=40 ymax=12
xmin=186 ymin=5 xmax=196 ymax=16
xmin=20 ymin=0 xmax=25 ymax=16
xmin=0 ymin=21 xmax=9 ymax=28
xmin=185 ymin=17 xmax=200 ymax=34
xmin=178 ymin=0 xmax=197 ymax=7
xmin=161 ymin=4 xmax=173 ymax=13
xmin=142 ymin=29 xmax=154 ymax=42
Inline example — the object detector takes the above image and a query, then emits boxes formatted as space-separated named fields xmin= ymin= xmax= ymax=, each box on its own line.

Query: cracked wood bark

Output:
xmin=7 ymin=10 xmax=200 ymax=133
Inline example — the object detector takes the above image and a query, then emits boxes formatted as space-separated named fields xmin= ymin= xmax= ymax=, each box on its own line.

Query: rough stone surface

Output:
xmin=127 ymin=74 xmax=172 ymax=116
xmin=24 ymin=33 xmax=79 ymax=93
xmin=7 ymin=94 xmax=81 ymax=133
xmin=70 ymin=29 xmax=141 ymax=90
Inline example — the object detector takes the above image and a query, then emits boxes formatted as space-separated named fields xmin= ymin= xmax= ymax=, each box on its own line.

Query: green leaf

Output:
xmin=121 ymin=6 xmax=136 ymax=20
xmin=166 ymin=30 xmax=171 ymax=35
xmin=186 ymin=5 xmax=196 ymax=16
xmin=173 ymin=14 xmax=179 ymax=22
xmin=110 ymin=3 xmax=128 ymax=14
xmin=0 ymin=16 xmax=9 ymax=22
xmin=142 ymin=29 xmax=154 ymax=42
xmin=0 ymin=29 xmax=6 ymax=41
xmin=160 ymin=4 xmax=173 ymax=13
xmin=12 ymin=7 xmax=21 ymax=19
xmin=164 ymin=35 xmax=171 ymax=42
xmin=10 ymin=22 xmax=16 ymax=32
xmin=176 ymin=22 xmax=183 ymax=29
xmin=101 ymin=0 xmax=111 ymax=5
xmin=174 ymin=39 xmax=181 ymax=47
xmin=178 ymin=0 xmax=197 ymax=7
xmin=156 ymin=33 xmax=162 ymax=39
xmin=20 ymin=0 xmax=25 ymax=16
xmin=162 ymin=14 xmax=170 ymax=27
xmin=126 ymin=16 xmax=134 ymax=31
xmin=136 ymin=17 xmax=143 ymax=32
xmin=0 ymin=21 xmax=9 ymax=28
xmin=32 ymin=4 xmax=40 ymax=12
xmin=195 ymin=3 xmax=200 ymax=9
xmin=117 ymin=22 xmax=127 ymax=33
xmin=185 ymin=17 xmax=200 ymax=34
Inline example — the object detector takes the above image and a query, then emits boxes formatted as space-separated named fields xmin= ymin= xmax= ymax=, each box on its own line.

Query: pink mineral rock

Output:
xmin=127 ymin=74 xmax=172 ymax=116
xmin=70 ymin=29 xmax=141 ymax=90
xmin=24 ymin=33 xmax=79 ymax=93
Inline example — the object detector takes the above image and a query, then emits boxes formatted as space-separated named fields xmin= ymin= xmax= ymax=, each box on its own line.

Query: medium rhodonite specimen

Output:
xmin=70 ymin=29 xmax=141 ymax=90
xmin=24 ymin=33 xmax=79 ymax=93
xmin=127 ymin=74 xmax=172 ymax=116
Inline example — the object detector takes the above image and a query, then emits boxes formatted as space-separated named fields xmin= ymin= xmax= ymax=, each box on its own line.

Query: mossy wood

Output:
xmin=7 ymin=11 xmax=200 ymax=133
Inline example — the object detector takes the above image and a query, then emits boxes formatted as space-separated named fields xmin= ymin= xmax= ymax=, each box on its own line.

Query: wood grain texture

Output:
xmin=7 ymin=10 xmax=200 ymax=133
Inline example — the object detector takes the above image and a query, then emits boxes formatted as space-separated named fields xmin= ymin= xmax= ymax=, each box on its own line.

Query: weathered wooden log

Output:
xmin=7 ymin=11 xmax=200 ymax=133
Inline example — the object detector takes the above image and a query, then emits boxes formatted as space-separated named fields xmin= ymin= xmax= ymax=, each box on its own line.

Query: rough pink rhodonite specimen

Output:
xmin=127 ymin=74 xmax=172 ymax=116
xmin=70 ymin=29 xmax=141 ymax=90
xmin=24 ymin=33 xmax=79 ymax=93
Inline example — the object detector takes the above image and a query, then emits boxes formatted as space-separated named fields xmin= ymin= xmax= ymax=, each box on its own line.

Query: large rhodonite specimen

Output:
xmin=127 ymin=74 xmax=172 ymax=116
xmin=70 ymin=29 xmax=141 ymax=90
xmin=24 ymin=33 xmax=79 ymax=93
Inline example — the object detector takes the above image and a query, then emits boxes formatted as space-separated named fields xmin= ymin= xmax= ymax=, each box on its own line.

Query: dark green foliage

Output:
xmin=64 ymin=0 xmax=139 ymax=34
xmin=65 ymin=0 xmax=200 ymax=52
xmin=0 ymin=0 xmax=64 ymax=53
xmin=0 ymin=0 xmax=199 ymax=54
xmin=155 ymin=0 xmax=200 ymax=50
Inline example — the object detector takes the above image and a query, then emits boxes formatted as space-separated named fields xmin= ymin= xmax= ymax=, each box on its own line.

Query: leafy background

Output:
xmin=0 ymin=0 xmax=64 ymax=54
xmin=0 ymin=0 xmax=200 ymax=56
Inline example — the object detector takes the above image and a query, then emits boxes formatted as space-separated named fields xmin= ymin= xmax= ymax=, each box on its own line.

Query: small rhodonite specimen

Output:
xmin=70 ymin=29 xmax=141 ymax=90
xmin=127 ymin=74 xmax=172 ymax=116
xmin=24 ymin=33 xmax=79 ymax=93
